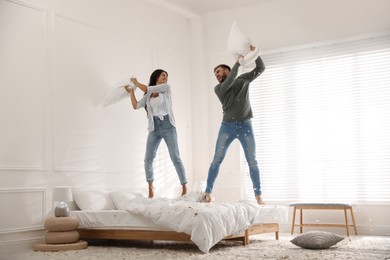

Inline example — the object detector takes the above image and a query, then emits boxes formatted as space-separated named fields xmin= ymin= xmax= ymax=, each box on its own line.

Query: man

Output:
xmin=204 ymin=45 xmax=266 ymax=205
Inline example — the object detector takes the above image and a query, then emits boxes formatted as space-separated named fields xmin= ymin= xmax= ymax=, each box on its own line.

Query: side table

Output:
xmin=34 ymin=216 xmax=88 ymax=251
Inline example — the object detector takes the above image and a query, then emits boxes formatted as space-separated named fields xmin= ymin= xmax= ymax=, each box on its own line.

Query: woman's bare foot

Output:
xmin=256 ymin=195 xmax=265 ymax=205
xmin=181 ymin=184 xmax=187 ymax=196
xmin=148 ymin=183 xmax=154 ymax=199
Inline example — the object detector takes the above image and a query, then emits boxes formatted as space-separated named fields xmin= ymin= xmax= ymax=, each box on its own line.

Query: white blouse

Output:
xmin=149 ymin=95 xmax=168 ymax=119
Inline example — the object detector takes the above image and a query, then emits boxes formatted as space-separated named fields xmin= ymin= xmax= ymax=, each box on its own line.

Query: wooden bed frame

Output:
xmin=78 ymin=223 xmax=279 ymax=246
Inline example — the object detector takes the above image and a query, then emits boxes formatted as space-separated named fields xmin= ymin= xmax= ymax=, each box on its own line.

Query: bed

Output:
xmin=68 ymin=189 xmax=288 ymax=253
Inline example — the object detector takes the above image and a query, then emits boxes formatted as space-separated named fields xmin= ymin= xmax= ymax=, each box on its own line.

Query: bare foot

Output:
xmin=202 ymin=192 xmax=213 ymax=203
xmin=148 ymin=183 xmax=154 ymax=199
xmin=181 ymin=184 xmax=187 ymax=196
xmin=256 ymin=195 xmax=265 ymax=205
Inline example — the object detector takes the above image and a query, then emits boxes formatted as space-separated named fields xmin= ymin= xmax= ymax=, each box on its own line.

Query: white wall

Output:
xmin=200 ymin=0 xmax=390 ymax=235
xmin=1 ymin=0 xmax=390 ymax=251
xmin=0 ymin=0 xmax=193 ymax=249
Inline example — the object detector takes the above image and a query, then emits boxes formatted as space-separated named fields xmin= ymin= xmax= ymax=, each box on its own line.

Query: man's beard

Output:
xmin=218 ymin=74 xmax=227 ymax=83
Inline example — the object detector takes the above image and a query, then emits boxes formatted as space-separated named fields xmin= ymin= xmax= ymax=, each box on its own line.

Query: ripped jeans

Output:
xmin=206 ymin=119 xmax=261 ymax=196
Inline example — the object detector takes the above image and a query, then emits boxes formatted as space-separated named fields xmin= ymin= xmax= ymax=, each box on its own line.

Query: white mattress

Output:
xmin=70 ymin=210 xmax=171 ymax=231
xmin=70 ymin=205 xmax=288 ymax=231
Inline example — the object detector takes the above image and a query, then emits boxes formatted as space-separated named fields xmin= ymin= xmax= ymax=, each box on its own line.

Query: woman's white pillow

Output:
xmin=227 ymin=21 xmax=252 ymax=60
xmin=101 ymin=79 xmax=136 ymax=107
xmin=101 ymin=84 xmax=129 ymax=107
xmin=73 ymin=190 xmax=116 ymax=211
xmin=109 ymin=190 xmax=145 ymax=210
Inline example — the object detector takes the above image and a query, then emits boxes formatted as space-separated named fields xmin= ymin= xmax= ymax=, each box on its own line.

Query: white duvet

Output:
xmin=124 ymin=193 xmax=260 ymax=253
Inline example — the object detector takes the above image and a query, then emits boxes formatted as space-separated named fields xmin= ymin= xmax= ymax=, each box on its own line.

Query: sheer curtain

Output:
xmin=243 ymin=34 xmax=390 ymax=204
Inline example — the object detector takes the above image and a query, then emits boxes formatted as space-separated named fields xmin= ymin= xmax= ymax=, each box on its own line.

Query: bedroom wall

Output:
xmin=1 ymin=0 xmax=389 ymax=252
xmin=0 ymin=0 xmax=194 ymax=249
xmin=200 ymin=0 xmax=390 ymax=235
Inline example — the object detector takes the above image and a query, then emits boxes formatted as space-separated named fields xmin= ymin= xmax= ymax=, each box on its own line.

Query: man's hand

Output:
xmin=237 ymin=54 xmax=244 ymax=63
xmin=238 ymin=54 xmax=247 ymax=66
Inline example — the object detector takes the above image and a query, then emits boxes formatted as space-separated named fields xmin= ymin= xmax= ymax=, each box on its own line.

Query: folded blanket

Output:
xmin=124 ymin=192 xmax=260 ymax=253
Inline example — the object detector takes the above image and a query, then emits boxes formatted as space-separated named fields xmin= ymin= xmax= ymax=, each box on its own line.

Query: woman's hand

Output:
xmin=131 ymin=77 xmax=147 ymax=93
xmin=130 ymin=77 xmax=138 ymax=84
xmin=124 ymin=85 xmax=133 ymax=93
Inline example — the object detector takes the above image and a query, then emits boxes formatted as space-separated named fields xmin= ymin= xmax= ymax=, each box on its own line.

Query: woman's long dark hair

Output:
xmin=148 ymin=69 xmax=168 ymax=86
xmin=144 ymin=69 xmax=168 ymax=115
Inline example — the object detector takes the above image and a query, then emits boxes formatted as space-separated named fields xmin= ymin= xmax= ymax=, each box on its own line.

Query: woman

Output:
xmin=125 ymin=69 xmax=187 ymax=198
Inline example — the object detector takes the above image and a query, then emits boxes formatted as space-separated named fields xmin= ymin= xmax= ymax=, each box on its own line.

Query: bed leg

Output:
xmin=275 ymin=231 xmax=279 ymax=240
xmin=243 ymin=230 xmax=249 ymax=245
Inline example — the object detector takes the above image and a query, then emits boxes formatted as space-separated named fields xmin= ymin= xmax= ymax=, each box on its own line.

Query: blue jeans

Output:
xmin=206 ymin=119 xmax=261 ymax=196
xmin=144 ymin=115 xmax=187 ymax=185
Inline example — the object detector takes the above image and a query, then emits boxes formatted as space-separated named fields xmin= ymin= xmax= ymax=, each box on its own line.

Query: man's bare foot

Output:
xmin=256 ymin=195 xmax=265 ymax=205
xmin=148 ymin=183 xmax=154 ymax=199
xmin=202 ymin=192 xmax=213 ymax=203
xmin=181 ymin=184 xmax=187 ymax=196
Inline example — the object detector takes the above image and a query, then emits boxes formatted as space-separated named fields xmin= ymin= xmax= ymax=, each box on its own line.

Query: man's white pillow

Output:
xmin=73 ymin=190 xmax=116 ymax=211
xmin=227 ymin=21 xmax=252 ymax=60
xmin=109 ymin=190 xmax=145 ymax=210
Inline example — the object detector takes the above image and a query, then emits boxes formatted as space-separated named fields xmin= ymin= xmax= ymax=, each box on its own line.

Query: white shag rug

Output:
xmin=5 ymin=233 xmax=390 ymax=260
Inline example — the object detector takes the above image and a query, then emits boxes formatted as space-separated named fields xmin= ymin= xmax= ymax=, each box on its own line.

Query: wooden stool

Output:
xmin=290 ymin=202 xmax=358 ymax=236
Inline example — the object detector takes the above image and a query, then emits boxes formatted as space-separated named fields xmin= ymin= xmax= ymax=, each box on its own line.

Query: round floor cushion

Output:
xmin=34 ymin=240 xmax=88 ymax=251
xmin=45 ymin=230 xmax=79 ymax=244
xmin=44 ymin=217 xmax=79 ymax=231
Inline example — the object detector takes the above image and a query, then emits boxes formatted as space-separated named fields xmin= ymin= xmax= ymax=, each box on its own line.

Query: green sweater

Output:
xmin=214 ymin=56 xmax=266 ymax=122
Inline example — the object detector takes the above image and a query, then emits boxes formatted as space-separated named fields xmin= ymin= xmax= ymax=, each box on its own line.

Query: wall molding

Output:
xmin=51 ymin=11 xmax=186 ymax=174
xmin=0 ymin=235 xmax=44 ymax=245
xmin=0 ymin=165 xmax=46 ymax=171
xmin=51 ymin=11 xmax=136 ymax=174
xmin=0 ymin=188 xmax=46 ymax=234
xmin=0 ymin=0 xmax=48 ymax=172
xmin=5 ymin=0 xmax=46 ymax=12
xmin=145 ymin=0 xmax=199 ymax=19
xmin=52 ymin=11 xmax=134 ymax=40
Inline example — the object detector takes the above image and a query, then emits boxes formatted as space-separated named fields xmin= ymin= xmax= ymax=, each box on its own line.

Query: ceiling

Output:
xmin=161 ymin=0 xmax=261 ymax=16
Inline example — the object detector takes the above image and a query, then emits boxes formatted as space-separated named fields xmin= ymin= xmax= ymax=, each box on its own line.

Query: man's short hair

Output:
xmin=214 ymin=64 xmax=231 ymax=72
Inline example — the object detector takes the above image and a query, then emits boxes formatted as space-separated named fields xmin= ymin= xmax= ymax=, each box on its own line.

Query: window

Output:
xmin=243 ymin=34 xmax=390 ymax=204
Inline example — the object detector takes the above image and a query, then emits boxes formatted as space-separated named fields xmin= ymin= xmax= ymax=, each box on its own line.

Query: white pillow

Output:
xmin=101 ymin=80 xmax=136 ymax=107
xmin=109 ymin=190 xmax=145 ymax=210
xmin=242 ymin=45 xmax=261 ymax=68
xmin=73 ymin=190 xmax=116 ymax=211
xmin=227 ymin=21 xmax=252 ymax=60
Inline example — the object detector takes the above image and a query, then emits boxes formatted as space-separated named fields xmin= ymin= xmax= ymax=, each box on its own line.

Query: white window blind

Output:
xmin=243 ymin=34 xmax=390 ymax=204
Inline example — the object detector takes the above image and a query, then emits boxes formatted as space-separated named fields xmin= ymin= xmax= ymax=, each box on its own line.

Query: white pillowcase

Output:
xmin=109 ymin=190 xmax=145 ymax=210
xmin=101 ymin=80 xmax=136 ymax=107
xmin=241 ymin=45 xmax=261 ymax=69
xmin=227 ymin=21 xmax=252 ymax=60
xmin=73 ymin=190 xmax=116 ymax=211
